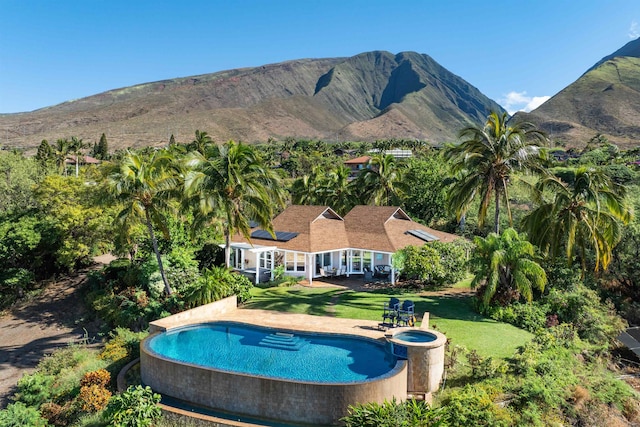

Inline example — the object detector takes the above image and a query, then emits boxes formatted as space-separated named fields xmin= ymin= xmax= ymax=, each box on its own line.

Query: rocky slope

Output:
xmin=0 ymin=51 xmax=503 ymax=151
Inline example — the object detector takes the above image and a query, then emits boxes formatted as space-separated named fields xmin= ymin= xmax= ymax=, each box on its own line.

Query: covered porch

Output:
xmin=228 ymin=244 xmax=397 ymax=286
xmin=281 ymin=248 xmax=396 ymax=285
xmin=228 ymin=243 xmax=278 ymax=285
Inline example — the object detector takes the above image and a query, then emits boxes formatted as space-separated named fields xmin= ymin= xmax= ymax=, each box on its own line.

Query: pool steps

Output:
xmin=258 ymin=332 xmax=307 ymax=351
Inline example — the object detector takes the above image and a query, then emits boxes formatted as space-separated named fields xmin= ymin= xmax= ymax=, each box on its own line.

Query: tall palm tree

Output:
xmin=54 ymin=138 xmax=70 ymax=176
xmin=521 ymin=167 xmax=632 ymax=272
xmin=324 ymin=165 xmax=354 ymax=215
xmin=290 ymin=166 xmax=324 ymax=205
xmin=445 ymin=111 xmax=548 ymax=233
xmin=102 ymin=149 xmax=177 ymax=295
xmin=470 ymin=227 xmax=547 ymax=309
xmin=184 ymin=140 xmax=284 ymax=268
xmin=69 ymin=136 xmax=89 ymax=177
xmin=356 ymin=154 xmax=408 ymax=206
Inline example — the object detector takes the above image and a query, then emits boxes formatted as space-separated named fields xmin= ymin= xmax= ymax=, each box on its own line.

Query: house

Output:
xmin=64 ymin=154 xmax=101 ymax=165
xmin=344 ymin=156 xmax=371 ymax=179
xmin=229 ymin=205 xmax=458 ymax=285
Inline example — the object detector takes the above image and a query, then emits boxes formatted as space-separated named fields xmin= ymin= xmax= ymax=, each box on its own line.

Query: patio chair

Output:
xmin=381 ymin=297 xmax=400 ymax=328
xmin=373 ymin=265 xmax=391 ymax=279
xmin=396 ymin=300 xmax=415 ymax=327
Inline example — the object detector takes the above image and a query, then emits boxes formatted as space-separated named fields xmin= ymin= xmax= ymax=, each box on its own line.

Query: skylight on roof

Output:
xmin=407 ymin=229 xmax=439 ymax=242
xmin=250 ymin=230 xmax=299 ymax=242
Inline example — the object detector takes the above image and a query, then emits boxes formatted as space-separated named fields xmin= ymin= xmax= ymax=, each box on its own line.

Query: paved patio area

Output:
xmin=216 ymin=307 xmax=387 ymax=340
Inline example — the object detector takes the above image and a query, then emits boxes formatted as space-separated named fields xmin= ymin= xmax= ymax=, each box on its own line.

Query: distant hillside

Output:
xmin=517 ymin=38 xmax=640 ymax=148
xmin=0 ymin=51 xmax=504 ymax=151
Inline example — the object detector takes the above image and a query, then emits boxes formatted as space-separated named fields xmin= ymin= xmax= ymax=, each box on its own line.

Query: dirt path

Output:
xmin=0 ymin=260 xmax=109 ymax=409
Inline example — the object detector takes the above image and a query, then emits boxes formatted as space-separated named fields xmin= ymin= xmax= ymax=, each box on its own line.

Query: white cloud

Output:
xmin=499 ymin=91 xmax=550 ymax=115
xmin=630 ymin=20 xmax=640 ymax=39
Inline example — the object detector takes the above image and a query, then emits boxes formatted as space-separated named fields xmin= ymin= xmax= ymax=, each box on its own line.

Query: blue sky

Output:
xmin=1 ymin=0 xmax=639 ymax=114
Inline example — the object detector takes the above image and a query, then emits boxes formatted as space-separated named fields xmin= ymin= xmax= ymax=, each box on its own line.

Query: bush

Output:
xmin=103 ymin=385 xmax=161 ymax=427
xmin=80 ymin=369 xmax=111 ymax=388
xmin=341 ymin=398 xmax=441 ymax=427
xmin=14 ymin=373 xmax=55 ymax=407
xmin=227 ymin=272 xmax=253 ymax=303
xmin=99 ymin=328 xmax=148 ymax=372
xmin=78 ymin=384 xmax=112 ymax=412
xmin=440 ymin=384 xmax=512 ymax=427
xmin=183 ymin=266 xmax=253 ymax=307
xmin=488 ymin=302 xmax=548 ymax=333
xmin=431 ymin=239 xmax=470 ymax=285
xmin=544 ymin=285 xmax=627 ymax=344
xmin=0 ymin=402 xmax=48 ymax=427
xmin=40 ymin=401 xmax=76 ymax=427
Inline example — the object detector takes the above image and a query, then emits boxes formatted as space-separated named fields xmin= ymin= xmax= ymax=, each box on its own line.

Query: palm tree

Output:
xmin=470 ymin=228 xmax=547 ymax=309
xmin=521 ymin=167 xmax=632 ymax=272
xmin=290 ymin=166 xmax=324 ymax=205
xmin=183 ymin=140 xmax=284 ymax=268
xmin=189 ymin=130 xmax=213 ymax=155
xmin=356 ymin=154 xmax=408 ymax=206
xmin=323 ymin=165 xmax=354 ymax=215
xmin=102 ymin=149 xmax=177 ymax=295
xmin=54 ymin=138 xmax=70 ymax=176
xmin=445 ymin=111 xmax=548 ymax=233
xmin=69 ymin=136 xmax=89 ymax=177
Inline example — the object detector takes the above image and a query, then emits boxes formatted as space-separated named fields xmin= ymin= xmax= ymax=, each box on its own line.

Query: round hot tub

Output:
xmin=386 ymin=328 xmax=446 ymax=395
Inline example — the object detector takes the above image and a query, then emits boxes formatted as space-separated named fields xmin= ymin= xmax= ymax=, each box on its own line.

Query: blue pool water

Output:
xmin=146 ymin=322 xmax=397 ymax=383
xmin=394 ymin=330 xmax=436 ymax=343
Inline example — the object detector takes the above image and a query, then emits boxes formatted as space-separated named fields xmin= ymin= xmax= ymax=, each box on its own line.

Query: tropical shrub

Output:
xmin=341 ymin=398 xmax=441 ymax=427
xmin=544 ymin=285 xmax=626 ymax=344
xmin=487 ymin=302 xmax=549 ymax=333
xmin=431 ymin=239 xmax=469 ymax=284
xmin=99 ymin=328 xmax=149 ymax=373
xmin=440 ymin=384 xmax=512 ymax=427
xmin=78 ymin=384 xmax=112 ymax=412
xmin=0 ymin=402 xmax=48 ymax=427
xmin=396 ymin=244 xmax=442 ymax=283
xmin=14 ymin=373 xmax=55 ymax=407
xmin=80 ymin=369 xmax=111 ymax=388
xmin=103 ymin=385 xmax=161 ymax=427
xmin=183 ymin=266 xmax=253 ymax=307
xmin=470 ymin=228 xmax=546 ymax=309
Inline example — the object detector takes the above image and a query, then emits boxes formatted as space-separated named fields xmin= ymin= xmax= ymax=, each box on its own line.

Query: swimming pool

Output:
xmin=141 ymin=321 xmax=407 ymax=425
xmin=146 ymin=322 xmax=397 ymax=383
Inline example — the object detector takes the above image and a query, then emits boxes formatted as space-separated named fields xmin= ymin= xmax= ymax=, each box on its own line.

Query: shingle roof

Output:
xmin=233 ymin=205 xmax=459 ymax=253
xmin=234 ymin=206 xmax=350 ymax=253
xmin=344 ymin=206 xmax=458 ymax=252
xmin=343 ymin=156 xmax=371 ymax=164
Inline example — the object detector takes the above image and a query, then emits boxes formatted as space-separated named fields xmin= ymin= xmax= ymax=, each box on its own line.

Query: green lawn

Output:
xmin=248 ymin=286 xmax=532 ymax=359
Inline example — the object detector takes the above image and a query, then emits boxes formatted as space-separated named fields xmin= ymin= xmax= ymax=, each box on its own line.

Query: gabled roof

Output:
xmin=344 ymin=206 xmax=458 ymax=252
xmin=235 ymin=206 xmax=349 ymax=253
xmin=343 ymin=156 xmax=371 ymax=164
xmin=233 ymin=205 xmax=459 ymax=254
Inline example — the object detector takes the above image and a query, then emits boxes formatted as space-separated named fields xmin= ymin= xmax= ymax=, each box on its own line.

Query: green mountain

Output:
xmin=518 ymin=38 xmax=640 ymax=148
xmin=0 ymin=51 xmax=503 ymax=151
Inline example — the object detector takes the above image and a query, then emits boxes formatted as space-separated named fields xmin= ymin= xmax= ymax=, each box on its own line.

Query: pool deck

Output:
xmin=217 ymin=308 xmax=387 ymax=340
xmin=149 ymin=295 xmax=390 ymax=341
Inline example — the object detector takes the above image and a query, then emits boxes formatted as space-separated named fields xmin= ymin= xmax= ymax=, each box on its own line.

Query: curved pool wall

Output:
xmin=141 ymin=322 xmax=407 ymax=426
xmin=385 ymin=327 xmax=446 ymax=395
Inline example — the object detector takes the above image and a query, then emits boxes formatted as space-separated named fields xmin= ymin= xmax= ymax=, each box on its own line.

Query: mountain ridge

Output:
xmin=0 ymin=51 xmax=503 ymax=151
xmin=518 ymin=38 xmax=640 ymax=147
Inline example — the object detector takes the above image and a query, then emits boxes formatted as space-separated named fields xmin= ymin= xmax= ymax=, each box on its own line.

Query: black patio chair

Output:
xmin=381 ymin=297 xmax=400 ymax=328
xmin=396 ymin=300 xmax=415 ymax=327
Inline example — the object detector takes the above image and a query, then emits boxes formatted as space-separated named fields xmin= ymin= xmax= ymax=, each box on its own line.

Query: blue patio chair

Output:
xmin=381 ymin=297 xmax=400 ymax=328
xmin=396 ymin=300 xmax=415 ymax=327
